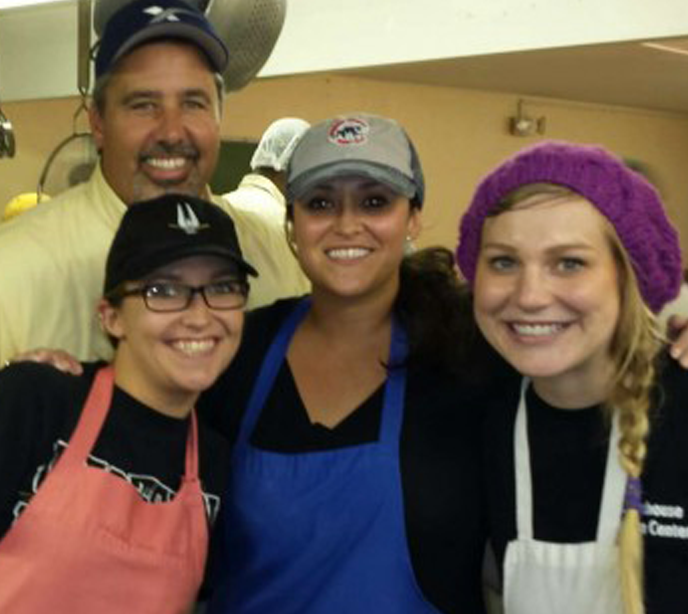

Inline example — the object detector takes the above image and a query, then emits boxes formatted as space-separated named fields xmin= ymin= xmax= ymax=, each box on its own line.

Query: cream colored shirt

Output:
xmin=0 ymin=165 xmax=309 ymax=363
xmin=222 ymin=173 xmax=286 ymax=224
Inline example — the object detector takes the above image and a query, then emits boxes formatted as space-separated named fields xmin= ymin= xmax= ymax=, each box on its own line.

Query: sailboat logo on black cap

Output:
xmin=170 ymin=202 xmax=209 ymax=235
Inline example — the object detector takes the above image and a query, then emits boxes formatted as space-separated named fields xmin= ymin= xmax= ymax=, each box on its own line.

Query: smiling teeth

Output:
xmin=172 ymin=339 xmax=215 ymax=355
xmin=512 ymin=323 xmax=565 ymax=336
xmin=327 ymin=248 xmax=370 ymax=260
xmin=147 ymin=157 xmax=186 ymax=170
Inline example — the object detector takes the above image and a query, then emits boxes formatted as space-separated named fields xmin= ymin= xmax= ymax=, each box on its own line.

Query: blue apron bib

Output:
xmin=209 ymin=299 xmax=440 ymax=613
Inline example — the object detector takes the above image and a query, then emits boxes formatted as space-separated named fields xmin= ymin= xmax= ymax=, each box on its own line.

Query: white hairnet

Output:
xmin=250 ymin=117 xmax=311 ymax=172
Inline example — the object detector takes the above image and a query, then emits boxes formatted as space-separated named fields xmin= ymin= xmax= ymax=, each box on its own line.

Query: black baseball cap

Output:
xmin=104 ymin=194 xmax=258 ymax=294
xmin=94 ymin=0 xmax=229 ymax=79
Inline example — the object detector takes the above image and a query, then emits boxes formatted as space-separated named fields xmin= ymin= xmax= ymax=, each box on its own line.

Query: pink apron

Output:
xmin=0 ymin=366 xmax=208 ymax=614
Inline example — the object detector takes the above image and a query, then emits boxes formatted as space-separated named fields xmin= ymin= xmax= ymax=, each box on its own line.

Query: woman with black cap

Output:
xmin=202 ymin=113 xmax=488 ymax=613
xmin=0 ymin=194 xmax=256 ymax=613
xmin=456 ymin=141 xmax=687 ymax=614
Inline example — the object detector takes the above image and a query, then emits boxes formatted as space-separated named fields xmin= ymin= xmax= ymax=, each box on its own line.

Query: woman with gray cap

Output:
xmin=456 ymin=141 xmax=686 ymax=614
xmin=0 ymin=194 xmax=256 ymax=613
xmin=201 ymin=113 xmax=488 ymax=613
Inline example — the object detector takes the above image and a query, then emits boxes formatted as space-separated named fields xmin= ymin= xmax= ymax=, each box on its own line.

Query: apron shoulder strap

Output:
xmin=60 ymin=366 xmax=115 ymax=466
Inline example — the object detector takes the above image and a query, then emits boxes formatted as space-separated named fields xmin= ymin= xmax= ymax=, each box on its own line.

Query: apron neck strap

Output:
xmin=60 ymin=366 xmax=115 ymax=465
xmin=377 ymin=316 xmax=408 ymax=448
xmin=183 ymin=410 xmax=200 ymax=479
xmin=237 ymin=298 xmax=311 ymax=445
xmin=236 ymin=299 xmax=408 ymax=449
xmin=514 ymin=379 xmax=627 ymax=542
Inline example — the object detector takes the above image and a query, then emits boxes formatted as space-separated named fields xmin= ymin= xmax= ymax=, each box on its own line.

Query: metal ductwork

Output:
xmin=206 ymin=0 xmax=286 ymax=92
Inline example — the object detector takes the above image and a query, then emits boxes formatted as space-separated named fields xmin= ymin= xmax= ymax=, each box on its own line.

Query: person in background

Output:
xmin=0 ymin=0 xmax=308 ymax=366
xmin=0 ymin=194 xmax=256 ymax=613
xmin=201 ymin=113 xmax=489 ymax=613
xmin=658 ymin=268 xmax=688 ymax=334
xmin=223 ymin=117 xmax=311 ymax=223
xmin=456 ymin=141 xmax=686 ymax=614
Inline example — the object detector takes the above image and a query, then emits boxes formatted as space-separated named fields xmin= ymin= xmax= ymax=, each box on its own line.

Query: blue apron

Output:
xmin=209 ymin=299 xmax=440 ymax=613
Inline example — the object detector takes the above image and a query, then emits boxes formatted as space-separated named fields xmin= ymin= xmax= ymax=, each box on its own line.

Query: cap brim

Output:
xmin=288 ymin=161 xmax=416 ymax=202
xmin=125 ymin=245 xmax=259 ymax=283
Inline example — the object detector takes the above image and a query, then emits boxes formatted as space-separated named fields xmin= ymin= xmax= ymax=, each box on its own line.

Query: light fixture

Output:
xmin=642 ymin=40 xmax=688 ymax=58
xmin=508 ymin=99 xmax=546 ymax=137
xmin=0 ymin=0 xmax=66 ymax=9
xmin=0 ymin=104 xmax=15 ymax=158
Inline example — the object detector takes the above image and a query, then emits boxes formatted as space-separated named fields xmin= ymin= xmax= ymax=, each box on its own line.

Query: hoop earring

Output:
xmin=285 ymin=220 xmax=298 ymax=257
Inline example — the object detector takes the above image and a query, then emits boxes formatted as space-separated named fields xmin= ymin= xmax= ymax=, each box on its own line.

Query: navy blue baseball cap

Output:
xmin=94 ymin=0 xmax=229 ymax=79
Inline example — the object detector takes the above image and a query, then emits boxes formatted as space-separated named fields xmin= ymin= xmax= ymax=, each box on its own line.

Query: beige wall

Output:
xmin=3 ymin=73 xmax=688 ymax=260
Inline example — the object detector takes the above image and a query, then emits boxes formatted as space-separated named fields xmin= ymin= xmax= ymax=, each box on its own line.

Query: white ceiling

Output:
xmin=3 ymin=1 xmax=688 ymax=108
xmin=340 ymin=37 xmax=688 ymax=115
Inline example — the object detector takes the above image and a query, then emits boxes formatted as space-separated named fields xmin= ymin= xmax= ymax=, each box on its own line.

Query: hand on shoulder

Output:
xmin=6 ymin=348 xmax=83 ymax=375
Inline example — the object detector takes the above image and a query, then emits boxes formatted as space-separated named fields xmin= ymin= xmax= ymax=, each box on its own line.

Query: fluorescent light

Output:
xmin=642 ymin=41 xmax=688 ymax=58
xmin=0 ymin=0 xmax=67 ymax=9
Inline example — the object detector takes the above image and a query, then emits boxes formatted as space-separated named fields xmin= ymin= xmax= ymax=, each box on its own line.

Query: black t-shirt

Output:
xmin=483 ymin=356 xmax=688 ymax=614
xmin=198 ymin=297 xmax=496 ymax=614
xmin=0 ymin=361 xmax=228 ymax=544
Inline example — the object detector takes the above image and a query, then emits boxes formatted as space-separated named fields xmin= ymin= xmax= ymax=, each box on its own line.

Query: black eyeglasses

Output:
xmin=116 ymin=280 xmax=249 ymax=312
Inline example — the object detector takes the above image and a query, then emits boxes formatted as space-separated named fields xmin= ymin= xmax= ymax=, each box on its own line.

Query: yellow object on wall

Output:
xmin=3 ymin=192 xmax=50 ymax=222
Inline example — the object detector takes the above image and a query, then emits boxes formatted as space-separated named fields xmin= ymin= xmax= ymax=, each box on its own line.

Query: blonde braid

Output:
xmin=606 ymin=240 xmax=664 ymax=614
xmin=610 ymin=352 xmax=653 ymax=614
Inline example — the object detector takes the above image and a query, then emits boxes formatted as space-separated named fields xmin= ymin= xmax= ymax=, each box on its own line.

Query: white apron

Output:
xmin=503 ymin=379 xmax=626 ymax=614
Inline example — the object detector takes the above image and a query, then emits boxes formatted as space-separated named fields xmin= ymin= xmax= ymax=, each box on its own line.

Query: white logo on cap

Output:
xmin=143 ymin=5 xmax=187 ymax=23
xmin=170 ymin=202 xmax=209 ymax=234
xmin=328 ymin=118 xmax=369 ymax=146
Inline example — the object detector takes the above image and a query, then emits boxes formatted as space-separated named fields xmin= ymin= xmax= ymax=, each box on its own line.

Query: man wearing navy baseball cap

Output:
xmin=89 ymin=0 xmax=228 ymax=206
xmin=93 ymin=0 xmax=229 ymax=81
xmin=0 ymin=0 xmax=309 ymax=366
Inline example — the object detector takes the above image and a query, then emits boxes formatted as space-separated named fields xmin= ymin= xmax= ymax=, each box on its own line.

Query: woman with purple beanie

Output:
xmin=456 ymin=141 xmax=685 ymax=614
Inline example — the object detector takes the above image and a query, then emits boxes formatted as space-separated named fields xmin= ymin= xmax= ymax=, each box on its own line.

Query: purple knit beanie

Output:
xmin=456 ymin=141 xmax=682 ymax=313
